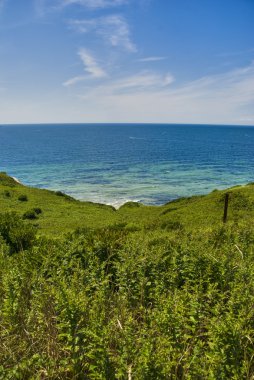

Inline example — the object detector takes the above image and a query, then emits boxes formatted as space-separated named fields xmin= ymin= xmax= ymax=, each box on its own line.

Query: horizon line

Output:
xmin=1 ymin=122 xmax=254 ymax=128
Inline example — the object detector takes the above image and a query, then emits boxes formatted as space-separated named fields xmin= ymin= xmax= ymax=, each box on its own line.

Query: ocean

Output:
xmin=0 ymin=123 xmax=253 ymax=207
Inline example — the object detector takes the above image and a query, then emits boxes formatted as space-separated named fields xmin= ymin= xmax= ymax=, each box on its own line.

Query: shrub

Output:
xmin=119 ymin=201 xmax=141 ymax=209
xmin=3 ymin=190 xmax=11 ymax=197
xmin=33 ymin=207 xmax=42 ymax=215
xmin=23 ymin=210 xmax=38 ymax=220
xmin=18 ymin=194 xmax=28 ymax=202
xmin=55 ymin=190 xmax=65 ymax=197
xmin=0 ymin=212 xmax=36 ymax=253
xmin=55 ymin=190 xmax=75 ymax=201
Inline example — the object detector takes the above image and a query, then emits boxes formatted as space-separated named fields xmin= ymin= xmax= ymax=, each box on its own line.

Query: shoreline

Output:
xmin=6 ymin=173 xmax=247 ymax=210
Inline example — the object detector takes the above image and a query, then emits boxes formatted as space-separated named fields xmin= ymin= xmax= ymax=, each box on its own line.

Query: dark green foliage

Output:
xmin=23 ymin=210 xmax=38 ymax=220
xmin=1 ymin=216 xmax=254 ymax=378
xmin=0 ymin=212 xmax=36 ymax=253
xmin=1 ymin=178 xmax=254 ymax=378
xmin=33 ymin=207 xmax=42 ymax=214
xmin=3 ymin=190 xmax=11 ymax=197
xmin=18 ymin=194 xmax=28 ymax=202
xmin=55 ymin=190 xmax=65 ymax=196
xmin=55 ymin=190 xmax=75 ymax=201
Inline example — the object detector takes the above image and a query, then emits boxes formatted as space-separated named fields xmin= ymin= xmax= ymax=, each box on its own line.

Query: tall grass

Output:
xmin=1 ymin=212 xmax=254 ymax=379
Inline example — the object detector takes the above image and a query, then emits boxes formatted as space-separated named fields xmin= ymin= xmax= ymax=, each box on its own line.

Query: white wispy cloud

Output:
xmin=63 ymin=75 xmax=87 ymax=87
xmin=69 ymin=15 xmax=136 ymax=52
xmin=110 ymin=71 xmax=174 ymax=92
xmin=78 ymin=48 xmax=107 ymax=78
xmin=35 ymin=0 xmax=129 ymax=15
xmin=4 ymin=58 xmax=253 ymax=125
xmin=62 ymin=0 xmax=128 ymax=9
xmin=63 ymin=48 xmax=107 ymax=86
xmin=138 ymin=56 xmax=166 ymax=62
xmin=64 ymin=67 xmax=173 ymax=89
xmin=73 ymin=62 xmax=254 ymax=124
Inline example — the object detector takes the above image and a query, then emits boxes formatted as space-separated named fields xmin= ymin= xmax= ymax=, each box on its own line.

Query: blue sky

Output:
xmin=0 ymin=0 xmax=254 ymax=124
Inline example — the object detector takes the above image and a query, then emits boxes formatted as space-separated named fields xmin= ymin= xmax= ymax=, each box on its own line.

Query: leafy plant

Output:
xmin=1 ymin=175 xmax=254 ymax=377
xmin=18 ymin=194 xmax=28 ymax=202
xmin=3 ymin=190 xmax=11 ymax=197
xmin=23 ymin=210 xmax=38 ymax=220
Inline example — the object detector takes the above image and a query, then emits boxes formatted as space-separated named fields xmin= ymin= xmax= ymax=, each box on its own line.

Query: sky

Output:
xmin=0 ymin=0 xmax=254 ymax=125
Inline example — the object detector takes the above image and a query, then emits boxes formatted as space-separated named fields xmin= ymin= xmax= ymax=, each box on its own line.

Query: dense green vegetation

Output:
xmin=1 ymin=172 xmax=254 ymax=379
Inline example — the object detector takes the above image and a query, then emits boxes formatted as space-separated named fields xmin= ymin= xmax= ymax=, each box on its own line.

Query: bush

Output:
xmin=3 ymin=190 xmax=11 ymax=197
xmin=55 ymin=190 xmax=75 ymax=201
xmin=23 ymin=210 xmax=38 ymax=220
xmin=22 ymin=208 xmax=42 ymax=220
xmin=119 ymin=201 xmax=141 ymax=209
xmin=0 ymin=212 xmax=36 ymax=253
xmin=33 ymin=207 xmax=42 ymax=215
xmin=18 ymin=194 xmax=28 ymax=202
xmin=55 ymin=190 xmax=65 ymax=197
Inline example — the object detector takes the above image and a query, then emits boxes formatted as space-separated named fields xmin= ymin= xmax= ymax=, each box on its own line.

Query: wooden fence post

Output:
xmin=223 ymin=193 xmax=229 ymax=223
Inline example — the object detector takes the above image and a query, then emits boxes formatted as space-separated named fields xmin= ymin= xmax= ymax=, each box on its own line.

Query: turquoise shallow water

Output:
xmin=0 ymin=123 xmax=253 ymax=206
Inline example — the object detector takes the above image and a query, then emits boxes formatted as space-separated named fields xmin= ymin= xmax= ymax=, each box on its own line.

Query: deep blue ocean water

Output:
xmin=0 ymin=123 xmax=253 ymax=207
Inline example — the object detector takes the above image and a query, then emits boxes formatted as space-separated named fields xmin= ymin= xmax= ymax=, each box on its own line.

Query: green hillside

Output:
xmin=1 ymin=172 xmax=253 ymax=236
xmin=1 ymin=172 xmax=254 ymax=379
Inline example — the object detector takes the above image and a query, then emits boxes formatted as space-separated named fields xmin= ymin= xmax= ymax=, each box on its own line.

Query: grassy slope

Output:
xmin=1 ymin=172 xmax=254 ymax=378
xmin=1 ymin=172 xmax=253 ymax=236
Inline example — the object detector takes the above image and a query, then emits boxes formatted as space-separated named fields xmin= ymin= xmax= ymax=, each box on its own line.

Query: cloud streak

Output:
xmin=35 ymin=0 xmax=129 ymax=15
xmin=63 ymin=48 xmax=107 ymax=86
xmin=62 ymin=0 xmax=128 ymax=9
xmin=2 ymin=63 xmax=254 ymax=124
xmin=110 ymin=71 xmax=174 ymax=92
xmin=138 ymin=56 xmax=166 ymax=62
xmin=78 ymin=48 xmax=107 ymax=78
xmin=69 ymin=15 xmax=136 ymax=52
xmin=63 ymin=75 xmax=87 ymax=87
xmin=73 ymin=62 xmax=254 ymax=124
